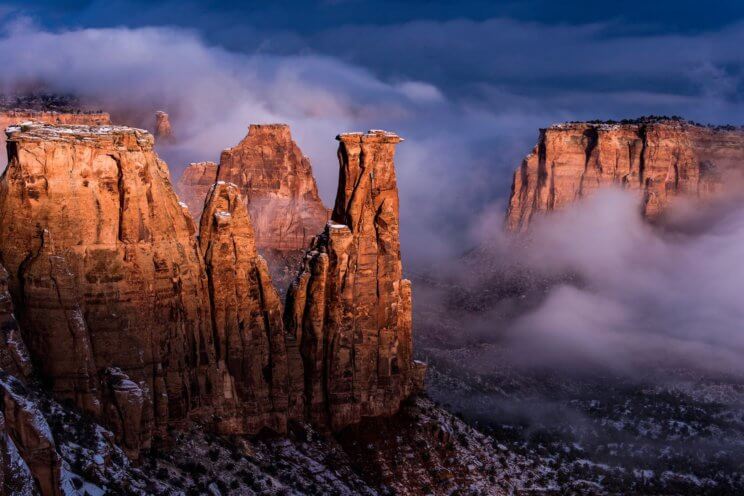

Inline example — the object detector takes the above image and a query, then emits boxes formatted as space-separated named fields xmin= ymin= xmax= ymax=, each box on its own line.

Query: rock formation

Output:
xmin=0 ymin=264 xmax=32 ymax=379
xmin=0 ymin=122 xmax=423 ymax=485
xmin=506 ymin=118 xmax=744 ymax=230
xmin=154 ymin=111 xmax=173 ymax=142
xmin=199 ymin=181 xmax=302 ymax=434
xmin=0 ymin=110 xmax=111 ymax=168
xmin=177 ymin=161 xmax=218 ymax=220
xmin=0 ymin=123 xmax=219 ymax=457
xmin=177 ymin=124 xmax=329 ymax=286
xmin=285 ymin=130 xmax=425 ymax=431
xmin=1 ymin=375 xmax=64 ymax=496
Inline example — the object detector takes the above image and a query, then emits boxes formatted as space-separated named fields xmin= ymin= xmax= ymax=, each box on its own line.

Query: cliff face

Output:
xmin=176 ymin=161 xmax=218 ymax=220
xmin=0 ymin=123 xmax=219 ymax=458
xmin=0 ymin=123 xmax=421 ymax=477
xmin=199 ymin=182 xmax=302 ymax=434
xmin=506 ymin=119 xmax=744 ymax=230
xmin=0 ymin=110 xmax=111 ymax=167
xmin=177 ymin=124 xmax=329 ymax=285
xmin=285 ymin=130 xmax=425 ymax=431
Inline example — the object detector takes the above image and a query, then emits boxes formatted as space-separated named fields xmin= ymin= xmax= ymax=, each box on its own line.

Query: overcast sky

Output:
xmin=2 ymin=1 xmax=744 ymax=264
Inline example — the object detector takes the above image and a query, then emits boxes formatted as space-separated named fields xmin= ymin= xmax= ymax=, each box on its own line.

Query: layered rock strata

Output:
xmin=0 ymin=110 xmax=111 ymax=167
xmin=285 ymin=130 xmax=425 ymax=431
xmin=177 ymin=161 xmax=218 ymax=220
xmin=506 ymin=119 xmax=744 ymax=230
xmin=0 ymin=123 xmax=218 ymax=457
xmin=0 ymin=123 xmax=422 ymax=474
xmin=177 ymin=124 xmax=329 ymax=285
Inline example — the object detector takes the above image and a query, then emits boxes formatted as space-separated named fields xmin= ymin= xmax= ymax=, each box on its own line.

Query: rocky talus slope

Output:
xmin=0 ymin=123 xmax=431 ymax=495
xmin=506 ymin=118 xmax=744 ymax=230
xmin=177 ymin=124 xmax=329 ymax=286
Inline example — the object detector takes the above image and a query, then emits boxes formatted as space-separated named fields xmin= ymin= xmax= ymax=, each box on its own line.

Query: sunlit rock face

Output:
xmin=177 ymin=124 xmax=329 ymax=287
xmin=199 ymin=181 xmax=304 ymax=434
xmin=506 ymin=118 xmax=744 ymax=231
xmin=0 ymin=123 xmax=218 ymax=457
xmin=0 ymin=110 xmax=111 ymax=167
xmin=285 ymin=130 xmax=425 ymax=431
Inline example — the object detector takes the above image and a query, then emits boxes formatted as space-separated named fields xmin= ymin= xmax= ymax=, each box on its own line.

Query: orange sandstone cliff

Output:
xmin=285 ymin=130 xmax=425 ymax=431
xmin=506 ymin=118 xmax=744 ymax=231
xmin=0 ymin=110 xmax=111 ymax=167
xmin=0 ymin=123 xmax=422 ymax=494
xmin=177 ymin=124 xmax=329 ymax=285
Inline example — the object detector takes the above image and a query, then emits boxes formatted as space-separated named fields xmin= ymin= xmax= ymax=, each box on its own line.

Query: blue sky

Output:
xmin=2 ymin=1 xmax=743 ymax=263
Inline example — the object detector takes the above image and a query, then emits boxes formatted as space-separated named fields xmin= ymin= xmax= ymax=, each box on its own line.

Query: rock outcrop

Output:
xmin=199 ymin=181 xmax=302 ymax=434
xmin=0 ymin=110 xmax=111 ymax=168
xmin=0 ymin=123 xmax=422 ymax=482
xmin=154 ymin=111 xmax=173 ymax=142
xmin=0 ymin=264 xmax=32 ymax=379
xmin=177 ymin=124 xmax=329 ymax=286
xmin=177 ymin=161 xmax=218 ymax=220
xmin=506 ymin=118 xmax=744 ymax=230
xmin=1 ymin=375 xmax=64 ymax=496
xmin=285 ymin=130 xmax=425 ymax=431
xmin=0 ymin=123 xmax=218 ymax=456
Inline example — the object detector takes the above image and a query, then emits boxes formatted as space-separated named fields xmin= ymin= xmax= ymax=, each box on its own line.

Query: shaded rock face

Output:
xmin=176 ymin=161 xmax=218 ymax=221
xmin=154 ymin=111 xmax=173 ymax=142
xmin=506 ymin=120 xmax=744 ymax=230
xmin=0 ymin=123 xmax=218 ymax=457
xmin=0 ymin=264 xmax=32 ymax=379
xmin=0 ymin=110 xmax=111 ymax=168
xmin=199 ymin=182 xmax=302 ymax=434
xmin=285 ymin=131 xmax=425 ymax=431
xmin=1 ymin=375 xmax=63 ymax=496
xmin=178 ymin=124 xmax=329 ymax=286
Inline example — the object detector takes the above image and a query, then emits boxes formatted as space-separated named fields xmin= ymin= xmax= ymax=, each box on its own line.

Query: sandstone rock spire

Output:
xmin=199 ymin=181 xmax=303 ymax=434
xmin=285 ymin=130 xmax=425 ymax=431
xmin=506 ymin=118 xmax=744 ymax=231
xmin=0 ymin=123 xmax=218 ymax=456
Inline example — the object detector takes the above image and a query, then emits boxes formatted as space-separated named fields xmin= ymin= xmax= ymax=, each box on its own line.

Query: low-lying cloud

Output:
xmin=469 ymin=190 xmax=744 ymax=377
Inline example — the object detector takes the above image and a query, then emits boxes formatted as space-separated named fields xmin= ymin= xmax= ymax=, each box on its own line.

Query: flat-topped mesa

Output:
xmin=198 ymin=182 xmax=303 ymax=434
xmin=506 ymin=118 xmax=744 ymax=231
xmin=286 ymin=130 xmax=424 ymax=431
xmin=0 ymin=122 xmax=219 ymax=458
xmin=0 ymin=110 xmax=111 ymax=167
xmin=177 ymin=161 xmax=218 ymax=217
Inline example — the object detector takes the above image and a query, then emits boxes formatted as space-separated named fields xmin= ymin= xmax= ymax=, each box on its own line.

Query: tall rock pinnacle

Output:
xmin=506 ymin=118 xmax=744 ymax=231
xmin=199 ymin=181 xmax=303 ymax=434
xmin=285 ymin=130 xmax=425 ymax=431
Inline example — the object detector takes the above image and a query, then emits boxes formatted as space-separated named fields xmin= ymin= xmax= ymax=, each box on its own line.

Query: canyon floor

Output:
xmin=414 ymin=271 xmax=744 ymax=496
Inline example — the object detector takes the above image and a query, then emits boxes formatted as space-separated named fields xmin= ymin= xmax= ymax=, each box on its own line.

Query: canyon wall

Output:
xmin=506 ymin=119 xmax=744 ymax=230
xmin=285 ymin=130 xmax=425 ymax=431
xmin=0 ymin=110 xmax=111 ymax=167
xmin=177 ymin=124 xmax=329 ymax=285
